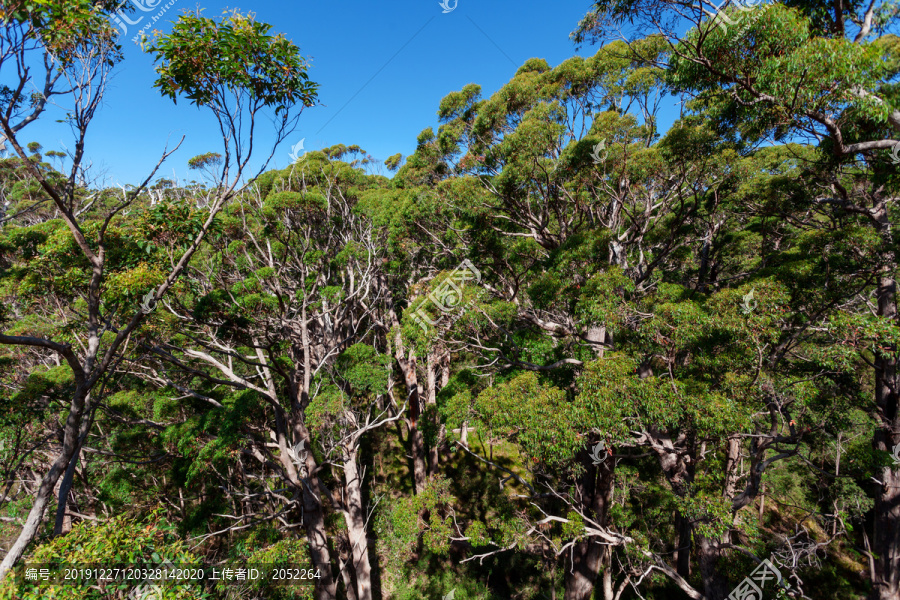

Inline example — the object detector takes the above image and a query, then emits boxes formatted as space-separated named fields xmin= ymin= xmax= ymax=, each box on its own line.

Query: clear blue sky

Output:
xmin=13 ymin=0 xmax=680 ymax=187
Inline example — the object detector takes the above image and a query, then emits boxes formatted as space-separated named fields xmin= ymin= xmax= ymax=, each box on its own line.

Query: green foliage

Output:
xmin=1 ymin=0 xmax=123 ymax=68
xmin=187 ymin=152 xmax=223 ymax=170
xmin=0 ymin=511 xmax=206 ymax=599
xmin=148 ymin=10 xmax=318 ymax=112
xmin=375 ymin=477 xmax=456 ymax=570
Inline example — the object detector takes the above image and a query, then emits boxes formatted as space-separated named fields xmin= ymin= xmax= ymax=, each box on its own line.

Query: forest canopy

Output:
xmin=0 ymin=0 xmax=898 ymax=599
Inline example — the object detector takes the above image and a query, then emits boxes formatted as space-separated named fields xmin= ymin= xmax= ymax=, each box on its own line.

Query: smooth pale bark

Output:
xmin=339 ymin=559 xmax=359 ymax=600
xmin=426 ymin=351 xmax=439 ymax=475
xmin=342 ymin=447 xmax=374 ymax=600
xmin=425 ymin=349 xmax=450 ymax=475
xmin=601 ymin=548 xmax=614 ymax=600
xmin=299 ymin=447 xmax=339 ymax=600
xmin=397 ymin=350 xmax=427 ymax=494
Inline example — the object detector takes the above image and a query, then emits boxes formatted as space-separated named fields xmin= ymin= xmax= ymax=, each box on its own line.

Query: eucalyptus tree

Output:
xmin=0 ymin=4 xmax=317 ymax=577
xmin=576 ymin=0 xmax=900 ymax=596
xmin=408 ymin=42 xmax=695 ymax=600
xmin=140 ymin=148 xmax=389 ymax=600
xmin=384 ymin=32 xmax=870 ymax=599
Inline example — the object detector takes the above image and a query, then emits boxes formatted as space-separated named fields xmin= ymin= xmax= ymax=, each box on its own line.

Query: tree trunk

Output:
xmin=873 ymin=274 xmax=900 ymax=600
xmin=675 ymin=513 xmax=692 ymax=579
xmin=380 ymin=273 xmax=427 ymax=492
xmin=698 ymin=535 xmax=729 ymax=600
xmin=426 ymin=350 xmax=439 ymax=475
xmin=564 ymin=539 xmax=604 ymax=600
xmin=0 ymin=386 xmax=88 ymax=578
xmin=339 ymin=558 xmax=359 ymax=600
xmin=564 ymin=455 xmax=613 ymax=600
xmin=601 ymin=546 xmax=614 ymax=600
xmin=285 ymin=414 xmax=338 ymax=600
xmin=54 ymin=409 xmax=94 ymax=536
xmin=302 ymin=474 xmax=338 ymax=600
xmin=342 ymin=447 xmax=374 ymax=600
xmin=693 ymin=436 xmax=741 ymax=600
xmin=398 ymin=350 xmax=427 ymax=493
xmin=426 ymin=349 xmax=449 ymax=475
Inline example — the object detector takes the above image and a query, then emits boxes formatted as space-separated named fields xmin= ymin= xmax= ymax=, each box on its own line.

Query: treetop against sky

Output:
xmin=1 ymin=0 xmax=684 ymax=187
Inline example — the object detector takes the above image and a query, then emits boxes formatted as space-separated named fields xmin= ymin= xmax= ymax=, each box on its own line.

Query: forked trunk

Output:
xmin=0 ymin=386 xmax=89 ymax=578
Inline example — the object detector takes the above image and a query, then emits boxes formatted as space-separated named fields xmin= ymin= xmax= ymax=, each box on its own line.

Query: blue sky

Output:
xmin=11 ymin=0 xmax=680 ymax=186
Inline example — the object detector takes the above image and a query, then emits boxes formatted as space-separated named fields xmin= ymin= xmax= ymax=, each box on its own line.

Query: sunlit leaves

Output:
xmin=148 ymin=10 xmax=318 ymax=112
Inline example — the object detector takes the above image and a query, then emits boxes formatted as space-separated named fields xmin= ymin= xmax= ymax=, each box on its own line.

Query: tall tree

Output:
xmin=0 ymin=4 xmax=317 ymax=577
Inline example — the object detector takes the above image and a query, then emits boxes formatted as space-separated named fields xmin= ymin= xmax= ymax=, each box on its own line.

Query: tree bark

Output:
xmin=426 ymin=349 xmax=449 ymax=475
xmin=380 ymin=274 xmax=428 ymax=493
xmin=339 ymin=558 xmax=359 ymax=600
xmin=53 ymin=409 xmax=94 ymax=536
xmin=0 ymin=386 xmax=89 ymax=578
xmin=698 ymin=535 xmax=729 ymax=600
xmin=283 ymin=410 xmax=337 ymax=600
xmin=398 ymin=350 xmax=427 ymax=493
xmin=426 ymin=350 xmax=439 ymax=475
xmin=564 ymin=539 xmax=604 ymax=600
xmin=675 ymin=513 xmax=692 ymax=579
xmin=601 ymin=546 xmax=614 ymax=600
xmin=342 ymin=447 xmax=374 ymax=600
xmin=873 ymin=274 xmax=900 ymax=600
xmin=301 ymin=465 xmax=338 ymax=600
xmin=564 ymin=455 xmax=613 ymax=600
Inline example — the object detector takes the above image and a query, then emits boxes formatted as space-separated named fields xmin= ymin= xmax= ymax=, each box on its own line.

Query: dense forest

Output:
xmin=0 ymin=0 xmax=898 ymax=599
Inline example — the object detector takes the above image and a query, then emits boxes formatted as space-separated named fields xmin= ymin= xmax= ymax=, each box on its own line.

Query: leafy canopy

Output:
xmin=147 ymin=9 xmax=319 ymax=113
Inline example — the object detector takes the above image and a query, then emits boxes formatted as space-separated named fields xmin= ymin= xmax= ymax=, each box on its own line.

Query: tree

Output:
xmin=139 ymin=149 xmax=387 ymax=600
xmin=575 ymin=0 xmax=900 ymax=596
xmin=0 ymin=4 xmax=317 ymax=578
